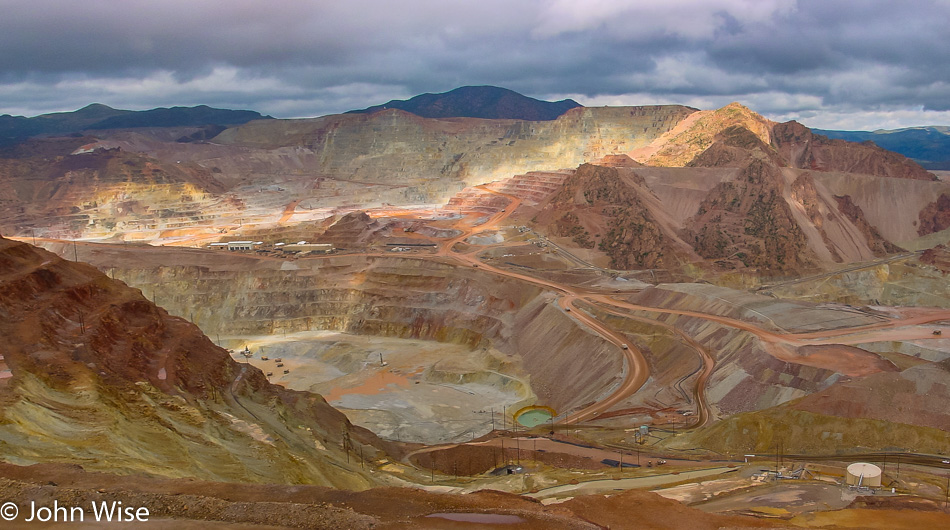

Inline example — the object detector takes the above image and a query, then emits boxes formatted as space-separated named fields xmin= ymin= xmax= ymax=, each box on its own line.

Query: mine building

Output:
xmin=208 ymin=241 xmax=262 ymax=251
xmin=226 ymin=241 xmax=260 ymax=251
xmin=281 ymin=243 xmax=334 ymax=253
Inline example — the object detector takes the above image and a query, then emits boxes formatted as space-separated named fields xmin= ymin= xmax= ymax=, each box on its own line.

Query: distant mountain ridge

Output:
xmin=0 ymin=104 xmax=272 ymax=146
xmin=814 ymin=126 xmax=950 ymax=170
xmin=346 ymin=85 xmax=581 ymax=121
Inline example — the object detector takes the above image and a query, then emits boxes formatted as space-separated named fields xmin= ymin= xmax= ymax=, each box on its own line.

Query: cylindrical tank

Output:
xmin=846 ymin=463 xmax=882 ymax=487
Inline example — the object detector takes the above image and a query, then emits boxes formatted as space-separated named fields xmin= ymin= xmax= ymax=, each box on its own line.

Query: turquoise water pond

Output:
xmin=516 ymin=408 xmax=553 ymax=427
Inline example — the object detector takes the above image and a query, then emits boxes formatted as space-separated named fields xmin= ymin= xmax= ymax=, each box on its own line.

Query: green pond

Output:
xmin=516 ymin=408 xmax=553 ymax=427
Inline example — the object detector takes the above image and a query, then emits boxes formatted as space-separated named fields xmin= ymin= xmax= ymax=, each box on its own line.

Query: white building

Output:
xmin=226 ymin=241 xmax=258 ymax=251
xmin=281 ymin=243 xmax=334 ymax=253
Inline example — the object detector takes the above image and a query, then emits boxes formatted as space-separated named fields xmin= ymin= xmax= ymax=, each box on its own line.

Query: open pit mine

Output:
xmin=2 ymin=89 xmax=950 ymax=528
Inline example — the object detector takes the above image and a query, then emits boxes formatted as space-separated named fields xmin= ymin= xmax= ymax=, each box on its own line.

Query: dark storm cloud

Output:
xmin=2 ymin=0 xmax=950 ymax=129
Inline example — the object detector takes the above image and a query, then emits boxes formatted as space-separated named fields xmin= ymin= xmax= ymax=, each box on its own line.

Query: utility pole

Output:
xmin=490 ymin=408 xmax=495 ymax=431
xmin=945 ymin=474 xmax=948 ymax=511
xmin=342 ymin=423 xmax=349 ymax=464
xmin=775 ymin=442 xmax=779 ymax=476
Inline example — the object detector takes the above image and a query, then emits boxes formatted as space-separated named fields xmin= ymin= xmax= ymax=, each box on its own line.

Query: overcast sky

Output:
xmin=2 ymin=0 xmax=949 ymax=130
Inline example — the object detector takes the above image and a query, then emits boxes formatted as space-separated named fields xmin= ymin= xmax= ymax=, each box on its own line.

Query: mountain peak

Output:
xmin=640 ymin=102 xmax=774 ymax=167
xmin=79 ymin=102 xmax=114 ymax=110
xmin=347 ymin=85 xmax=581 ymax=121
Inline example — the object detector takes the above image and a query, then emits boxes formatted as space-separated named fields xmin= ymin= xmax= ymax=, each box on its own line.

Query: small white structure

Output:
xmin=209 ymin=242 xmax=229 ymax=250
xmin=282 ymin=243 xmax=334 ymax=253
xmin=846 ymin=462 xmax=882 ymax=488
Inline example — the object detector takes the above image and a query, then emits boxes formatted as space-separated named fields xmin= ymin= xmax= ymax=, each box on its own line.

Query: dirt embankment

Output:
xmin=0 ymin=461 xmax=788 ymax=530
xmin=410 ymin=442 xmax=606 ymax=476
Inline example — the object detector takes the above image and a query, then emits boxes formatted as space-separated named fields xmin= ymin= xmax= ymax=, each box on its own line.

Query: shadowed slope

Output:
xmin=0 ymin=236 xmax=395 ymax=487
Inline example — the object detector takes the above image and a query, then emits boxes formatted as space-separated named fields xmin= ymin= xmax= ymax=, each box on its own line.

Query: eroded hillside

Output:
xmin=0 ymin=236 xmax=397 ymax=487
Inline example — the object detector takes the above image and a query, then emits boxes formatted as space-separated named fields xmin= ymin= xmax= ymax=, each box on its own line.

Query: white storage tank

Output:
xmin=846 ymin=462 xmax=882 ymax=488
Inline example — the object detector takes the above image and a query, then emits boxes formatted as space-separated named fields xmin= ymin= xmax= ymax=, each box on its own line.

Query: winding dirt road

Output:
xmin=423 ymin=189 xmax=949 ymax=428
xmin=27 ymin=187 xmax=950 ymax=432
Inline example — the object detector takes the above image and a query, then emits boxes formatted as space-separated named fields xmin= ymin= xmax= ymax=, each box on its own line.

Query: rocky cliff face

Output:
xmin=0 ymin=236 xmax=393 ymax=486
xmin=683 ymin=159 xmax=815 ymax=272
xmin=772 ymin=121 xmax=937 ymax=180
xmin=918 ymin=193 xmax=950 ymax=236
xmin=545 ymin=164 xmax=677 ymax=268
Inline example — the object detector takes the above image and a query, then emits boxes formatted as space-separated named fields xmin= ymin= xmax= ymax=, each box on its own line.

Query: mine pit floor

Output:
xmin=225 ymin=331 xmax=535 ymax=444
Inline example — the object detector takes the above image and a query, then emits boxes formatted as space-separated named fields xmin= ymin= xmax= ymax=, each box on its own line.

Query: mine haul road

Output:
xmin=425 ymin=187 xmax=949 ymax=428
xmin=29 ymin=187 xmax=950 ymax=433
